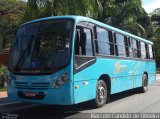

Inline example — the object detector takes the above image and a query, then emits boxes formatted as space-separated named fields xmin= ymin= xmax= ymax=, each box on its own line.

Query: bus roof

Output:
xmin=22 ymin=15 xmax=153 ymax=45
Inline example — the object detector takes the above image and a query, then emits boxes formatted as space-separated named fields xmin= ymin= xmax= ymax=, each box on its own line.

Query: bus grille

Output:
xmin=14 ymin=82 xmax=50 ymax=90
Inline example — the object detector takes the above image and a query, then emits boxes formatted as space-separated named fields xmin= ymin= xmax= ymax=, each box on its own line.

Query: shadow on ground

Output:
xmin=2 ymin=88 xmax=142 ymax=119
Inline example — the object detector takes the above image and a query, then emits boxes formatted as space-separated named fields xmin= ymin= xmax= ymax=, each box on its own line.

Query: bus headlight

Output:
xmin=52 ymin=73 xmax=69 ymax=88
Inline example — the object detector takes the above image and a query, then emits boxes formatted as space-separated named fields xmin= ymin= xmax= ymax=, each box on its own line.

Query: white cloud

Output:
xmin=142 ymin=0 xmax=160 ymax=13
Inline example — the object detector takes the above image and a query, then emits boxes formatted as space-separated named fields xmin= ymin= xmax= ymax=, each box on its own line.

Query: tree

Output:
xmin=103 ymin=0 xmax=153 ymax=39
xmin=24 ymin=0 xmax=102 ymax=20
xmin=150 ymin=8 xmax=160 ymax=67
xmin=0 ymin=0 xmax=26 ymax=50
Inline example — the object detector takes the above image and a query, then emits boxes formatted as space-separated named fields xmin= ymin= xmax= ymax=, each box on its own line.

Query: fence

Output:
xmin=0 ymin=50 xmax=10 ymax=66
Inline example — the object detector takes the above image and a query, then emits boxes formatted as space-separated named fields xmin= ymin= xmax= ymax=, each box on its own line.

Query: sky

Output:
xmin=142 ymin=0 xmax=160 ymax=13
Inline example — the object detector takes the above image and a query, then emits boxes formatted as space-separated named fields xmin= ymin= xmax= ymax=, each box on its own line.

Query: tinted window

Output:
xmin=132 ymin=39 xmax=139 ymax=58
xmin=96 ymin=27 xmax=114 ymax=55
xmin=128 ymin=38 xmax=134 ymax=58
xmin=115 ymin=33 xmax=127 ymax=57
xmin=148 ymin=44 xmax=154 ymax=59
xmin=75 ymin=27 xmax=93 ymax=56
xmin=116 ymin=34 xmax=125 ymax=46
xmin=74 ymin=26 xmax=95 ymax=69
xmin=140 ymin=42 xmax=147 ymax=59
xmin=84 ymin=29 xmax=93 ymax=56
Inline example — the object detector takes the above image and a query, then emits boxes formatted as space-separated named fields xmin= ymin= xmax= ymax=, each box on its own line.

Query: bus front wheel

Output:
xmin=141 ymin=74 xmax=148 ymax=93
xmin=93 ymin=80 xmax=107 ymax=108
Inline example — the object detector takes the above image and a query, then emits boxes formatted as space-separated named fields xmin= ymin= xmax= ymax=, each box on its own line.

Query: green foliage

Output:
xmin=0 ymin=65 xmax=7 ymax=87
xmin=0 ymin=0 xmax=26 ymax=50
xmin=23 ymin=0 xmax=102 ymax=21
xmin=0 ymin=87 xmax=6 ymax=92
xmin=150 ymin=8 xmax=160 ymax=66
xmin=23 ymin=0 xmax=153 ymax=40
xmin=103 ymin=0 xmax=153 ymax=39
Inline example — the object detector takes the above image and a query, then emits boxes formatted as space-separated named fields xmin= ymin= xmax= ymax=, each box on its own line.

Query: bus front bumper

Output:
xmin=7 ymin=83 xmax=74 ymax=105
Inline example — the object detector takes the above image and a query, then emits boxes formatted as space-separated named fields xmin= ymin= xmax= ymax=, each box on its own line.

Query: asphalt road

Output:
xmin=1 ymin=78 xmax=160 ymax=119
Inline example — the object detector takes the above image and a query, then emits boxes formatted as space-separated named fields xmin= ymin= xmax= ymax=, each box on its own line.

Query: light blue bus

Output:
xmin=7 ymin=16 xmax=156 ymax=108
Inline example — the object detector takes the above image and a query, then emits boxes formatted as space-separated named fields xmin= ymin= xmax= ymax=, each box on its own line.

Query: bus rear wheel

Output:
xmin=141 ymin=74 xmax=148 ymax=93
xmin=93 ymin=80 xmax=107 ymax=108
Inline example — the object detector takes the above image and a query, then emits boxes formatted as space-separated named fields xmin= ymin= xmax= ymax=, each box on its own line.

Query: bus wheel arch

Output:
xmin=144 ymin=71 xmax=148 ymax=81
xmin=99 ymin=74 xmax=111 ymax=100
xmin=92 ymin=74 xmax=111 ymax=108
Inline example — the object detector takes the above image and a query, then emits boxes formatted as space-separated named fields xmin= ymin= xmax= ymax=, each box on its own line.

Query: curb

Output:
xmin=0 ymin=92 xmax=7 ymax=98
xmin=156 ymin=74 xmax=160 ymax=80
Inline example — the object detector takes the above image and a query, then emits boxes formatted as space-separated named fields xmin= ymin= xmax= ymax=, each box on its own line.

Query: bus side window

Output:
xmin=145 ymin=43 xmax=149 ymax=59
xmin=137 ymin=41 xmax=142 ymax=58
xmin=75 ymin=28 xmax=93 ymax=56
xmin=80 ymin=30 xmax=87 ymax=55
xmin=132 ymin=39 xmax=138 ymax=58
xmin=124 ymin=36 xmax=129 ymax=57
xmin=108 ymin=31 xmax=114 ymax=55
xmin=74 ymin=27 xmax=94 ymax=69
xmin=96 ymin=27 xmax=114 ymax=56
xmin=128 ymin=38 xmax=133 ymax=58
xmin=148 ymin=44 xmax=154 ymax=59
xmin=115 ymin=33 xmax=127 ymax=57
xmin=140 ymin=41 xmax=147 ymax=59
xmin=82 ymin=28 xmax=93 ymax=56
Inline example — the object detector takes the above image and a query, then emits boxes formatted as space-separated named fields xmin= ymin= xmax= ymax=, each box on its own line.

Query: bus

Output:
xmin=7 ymin=16 xmax=156 ymax=108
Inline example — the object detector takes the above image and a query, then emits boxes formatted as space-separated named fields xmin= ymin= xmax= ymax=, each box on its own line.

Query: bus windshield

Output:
xmin=9 ymin=20 xmax=74 ymax=74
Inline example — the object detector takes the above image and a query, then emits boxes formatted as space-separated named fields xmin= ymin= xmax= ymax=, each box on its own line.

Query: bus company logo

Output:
xmin=114 ymin=62 xmax=121 ymax=74
xmin=114 ymin=61 xmax=127 ymax=74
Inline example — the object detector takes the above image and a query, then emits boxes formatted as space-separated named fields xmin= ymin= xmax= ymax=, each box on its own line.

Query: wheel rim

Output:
xmin=97 ymin=84 xmax=106 ymax=103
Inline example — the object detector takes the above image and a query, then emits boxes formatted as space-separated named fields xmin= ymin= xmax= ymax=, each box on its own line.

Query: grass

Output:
xmin=157 ymin=68 xmax=160 ymax=74
xmin=0 ymin=87 xmax=6 ymax=92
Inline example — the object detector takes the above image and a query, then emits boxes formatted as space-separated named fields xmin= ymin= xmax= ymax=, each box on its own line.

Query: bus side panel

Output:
xmin=73 ymin=80 xmax=97 ymax=104
xmin=74 ymin=58 xmax=134 ymax=103
xmin=111 ymin=59 xmax=134 ymax=94
xmin=133 ymin=61 xmax=148 ymax=88
xmin=74 ymin=58 xmax=116 ymax=104
xmin=73 ymin=58 xmax=156 ymax=104
xmin=148 ymin=61 xmax=156 ymax=84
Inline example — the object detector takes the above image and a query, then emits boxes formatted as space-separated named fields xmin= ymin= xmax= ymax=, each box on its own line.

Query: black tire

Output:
xmin=140 ymin=74 xmax=148 ymax=93
xmin=93 ymin=80 xmax=108 ymax=108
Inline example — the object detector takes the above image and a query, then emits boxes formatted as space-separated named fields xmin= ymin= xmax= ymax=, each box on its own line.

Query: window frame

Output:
xmin=95 ymin=26 xmax=115 ymax=56
xmin=114 ymin=32 xmax=129 ymax=58
xmin=75 ymin=24 xmax=95 ymax=57
xmin=74 ymin=21 xmax=97 ymax=73
xmin=76 ymin=21 xmax=155 ymax=62
xmin=148 ymin=44 xmax=155 ymax=60
xmin=140 ymin=41 xmax=148 ymax=59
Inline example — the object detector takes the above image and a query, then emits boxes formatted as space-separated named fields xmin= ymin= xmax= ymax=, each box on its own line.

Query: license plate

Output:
xmin=25 ymin=92 xmax=36 ymax=97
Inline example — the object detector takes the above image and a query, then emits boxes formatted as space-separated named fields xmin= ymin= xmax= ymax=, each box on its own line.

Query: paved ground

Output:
xmin=0 ymin=75 xmax=160 ymax=119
